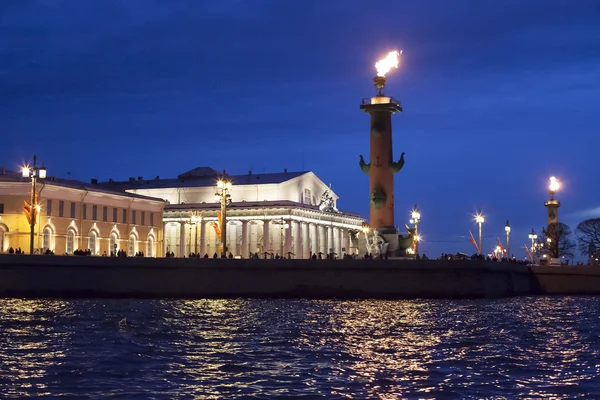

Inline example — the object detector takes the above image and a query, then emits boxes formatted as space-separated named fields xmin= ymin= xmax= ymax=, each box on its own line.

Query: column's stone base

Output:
xmin=380 ymin=227 xmax=414 ymax=258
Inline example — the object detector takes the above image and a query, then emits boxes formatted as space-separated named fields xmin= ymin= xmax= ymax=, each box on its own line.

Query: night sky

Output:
xmin=2 ymin=1 xmax=599 ymax=259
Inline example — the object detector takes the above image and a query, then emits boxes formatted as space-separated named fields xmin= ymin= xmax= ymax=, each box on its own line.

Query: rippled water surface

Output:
xmin=1 ymin=297 xmax=599 ymax=399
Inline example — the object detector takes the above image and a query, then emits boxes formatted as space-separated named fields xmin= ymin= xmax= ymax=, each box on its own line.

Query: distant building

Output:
xmin=0 ymin=169 xmax=166 ymax=256
xmin=102 ymin=167 xmax=366 ymax=258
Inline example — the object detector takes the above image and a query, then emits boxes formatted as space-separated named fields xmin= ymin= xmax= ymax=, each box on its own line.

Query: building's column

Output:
xmin=314 ymin=225 xmax=319 ymax=255
xmin=200 ymin=221 xmax=207 ymax=256
xmin=328 ymin=225 xmax=334 ymax=254
xmin=295 ymin=221 xmax=303 ymax=259
xmin=179 ymin=222 xmax=185 ymax=257
xmin=263 ymin=220 xmax=270 ymax=254
xmin=241 ymin=220 xmax=249 ymax=258
xmin=345 ymin=229 xmax=352 ymax=255
xmin=301 ymin=223 xmax=308 ymax=259
xmin=337 ymin=227 xmax=343 ymax=256
xmin=163 ymin=222 xmax=168 ymax=257
xmin=285 ymin=219 xmax=293 ymax=258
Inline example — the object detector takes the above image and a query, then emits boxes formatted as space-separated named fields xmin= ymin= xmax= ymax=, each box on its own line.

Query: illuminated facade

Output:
xmin=103 ymin=167 xmax=366 ymax=258
xmin=0 ymin=170 xmax=166 ymax=256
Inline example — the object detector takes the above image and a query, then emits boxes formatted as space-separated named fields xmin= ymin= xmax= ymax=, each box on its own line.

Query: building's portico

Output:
xmin=163 ymin=201 xmax=363 ymax=258
xmin=104 ymin=167 xmax=366 ymax=258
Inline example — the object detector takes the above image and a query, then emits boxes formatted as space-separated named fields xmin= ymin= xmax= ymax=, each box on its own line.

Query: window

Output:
xmin=42 ymin=227 xmax=52 ymax=250
xmin=147 ymin=236 xmax=154 ymax=257
xmin=102 ymin=206 xmax=108 ymax=222
xmin=58 ymin=200 xmax=64 ymax=217
xmin=82 ymin=204 xmax=87 ymax=220
xmin=304 ymin=189 xmax=311 ymax=205
xmin=150 ymin=212 xmax=154 ymax=226
xmin=109 ymin=233 xmax=118 ymax=254
xmin=0 ymin=203 xmax=4 ymax=214
xmin=66 ymin=230 xmax=75 ymax=254
xmin=141 ymin=212 xmax=145 ymax=226
xmin=112 ymin=208 xmax=117 ymax=223
xmin=128 ymin=235 xmax=136 ymax=256
xmin=70 ymin=202 xmax=76 ymax=218
xmin=122 ymin=209 xmax=127 ymax=224
xmin=46 ymin=199 xmax=53 ymax=216
xmin=0 ymin=226 xmax=5 ymax=252
xmin=88 ymin=231 xmax=97 ymax=255
xmin=92 ymin=205 xmax=97 ymax=221
xmin=132 ymin=210 xmax=137 ymax=225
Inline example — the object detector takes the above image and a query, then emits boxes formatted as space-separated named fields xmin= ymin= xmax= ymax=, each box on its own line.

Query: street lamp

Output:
xmin=410 ymin=205 xmax=421 ymax=256
xmin=276 ymin=217 xmax=290 ymax=258
xmin=475 ymin=209 xmax=484 ymax=255
xmin=215 ymin=179 xmax=232 ymax=256
xmin=189 ymin=213 xmax=201 ymax=254
xmin=505 ymin=220 xmax=511 ymax=259
xmin=528 ymin=228 xmax=537 ymax=262
xmin=495 ymin=245 xmax=502 ymax=259
xmin=21 ymin=155 xmax=47 ymax=255
xmin=361 ymin=224 xmax=370 ymax=255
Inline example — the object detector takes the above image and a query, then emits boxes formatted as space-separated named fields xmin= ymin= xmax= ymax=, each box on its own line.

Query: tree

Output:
xmin=575 ymin=218 xmax=600 ymax=256
xmin=539 ymin=222 xmax=575 ymax=259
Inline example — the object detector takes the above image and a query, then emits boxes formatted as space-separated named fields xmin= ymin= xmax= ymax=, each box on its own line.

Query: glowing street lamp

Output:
xmin=528 ymin=228 xmax=538 ymax=261
xmin=475 ymin=210 xmax=484 ymax=255
xmin=188 ymin=213 xmax=201 ymax=255
xmin=410 ymin=205 xmax=421 ymax=256
xmin=21 ymin=155 xmax=47 ymax=255
xmin=215 ymin=179 xmax=232 ymax=255
xmin=505 ymin=220 xmax=511 ymax=259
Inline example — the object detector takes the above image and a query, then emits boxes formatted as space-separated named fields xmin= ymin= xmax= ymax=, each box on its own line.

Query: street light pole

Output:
xmin=529 ymin=228 xmax=538 ymax=263
xmin=475 ymin=209 xmax=484 ymax=255
xmin=505 ymin=220 xmax=511 ymax=259
xmin=22 ymin=155 xmax=47 ymax=255
xmin=411 ymin=205 xmax=421 ymax=256
xmin=215 ymin=179 xmax=232 ymax=256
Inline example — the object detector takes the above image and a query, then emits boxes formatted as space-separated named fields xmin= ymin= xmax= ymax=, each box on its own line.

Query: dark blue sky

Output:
xmin=2 ymin=0 xmax=599 ymax=258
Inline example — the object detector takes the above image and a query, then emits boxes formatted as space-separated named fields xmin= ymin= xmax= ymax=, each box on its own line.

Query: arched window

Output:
xmin=146 ymin=236 xmax=155 ymax=258
xmin=42 ymin=227 xmax=52 ymax=250
xmin=0 ymin=226 xmax=5 ymax=253
xmin=89 ymin=231 xmax=97 ymax=255
xmin=66 ymin=230 xmax=75 ymax=254
xmin=109 ymin=233 xmax=118 ymax=255
xmin=128 ymin=235 xmax=136 ymax=256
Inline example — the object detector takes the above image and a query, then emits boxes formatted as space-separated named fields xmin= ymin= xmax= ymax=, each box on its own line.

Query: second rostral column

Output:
xmin=359 ymin=51 xmax=405 ymax=234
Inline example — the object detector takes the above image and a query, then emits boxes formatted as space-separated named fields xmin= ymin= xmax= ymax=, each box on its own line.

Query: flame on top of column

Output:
xmin=375 ymin=50 xmax=402 ymax=77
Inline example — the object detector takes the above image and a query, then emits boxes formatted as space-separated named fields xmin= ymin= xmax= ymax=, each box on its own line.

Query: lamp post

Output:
xmin=528 ymin=228 xmax=537 ymax=262
xmin=475 ymin=210 xmax=484 ymax=255
xmin=190 ymin=213 xmax=201 ymax=254
xmin=215 ymin=179 xmax=232 ymax=256
xmin=505 ymin=220 xmax=511 ymax=259
xmin=22 ymin=155 xmax=46 ymax=255
xmin=410 ymin=205 xmax=421 ymax=256
xmin=277 ymin=217 xmax=290 ymax=258
xmin=361 ymin=225 xmax=370 ymax=255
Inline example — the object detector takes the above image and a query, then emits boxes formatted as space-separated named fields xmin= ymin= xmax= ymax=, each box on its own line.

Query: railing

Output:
xmin=361 ymin=97 xmax=402 ymax=107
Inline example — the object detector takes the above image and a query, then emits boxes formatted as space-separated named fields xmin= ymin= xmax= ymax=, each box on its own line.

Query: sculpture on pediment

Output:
xmin=318 ymin=188 xmax=338 ymax=212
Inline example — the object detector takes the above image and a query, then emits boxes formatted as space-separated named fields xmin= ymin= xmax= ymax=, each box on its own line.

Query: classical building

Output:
xmin=102 ymin=167 xmax=366 ymax=258
xmin=0 ymin=169 xmax=166 ymax=256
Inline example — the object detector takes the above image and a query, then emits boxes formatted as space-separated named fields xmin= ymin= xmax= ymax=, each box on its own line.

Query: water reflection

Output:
xmin=0 ymin=297 xmax=599 ymax=399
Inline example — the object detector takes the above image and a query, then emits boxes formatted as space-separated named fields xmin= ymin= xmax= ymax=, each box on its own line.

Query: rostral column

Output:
xmin=359 ymin=51 xmax=405 ymax=232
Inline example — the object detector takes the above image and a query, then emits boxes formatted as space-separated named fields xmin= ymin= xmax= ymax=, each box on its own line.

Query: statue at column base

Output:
xmin=367 ymin=225 xmax=416 ymax=258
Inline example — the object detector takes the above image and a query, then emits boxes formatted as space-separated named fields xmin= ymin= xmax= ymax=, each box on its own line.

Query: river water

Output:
xmin=0 ymin=297 xmax=599 ymax=399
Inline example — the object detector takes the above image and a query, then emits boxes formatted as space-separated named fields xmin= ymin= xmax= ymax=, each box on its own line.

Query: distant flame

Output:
xmin=375 ymin=50 xmax=402 ymax=77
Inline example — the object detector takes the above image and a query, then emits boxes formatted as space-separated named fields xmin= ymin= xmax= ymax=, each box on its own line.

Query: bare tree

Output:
xmin=540 ymin=222 xmax=575 ymax=259
xmin=575 ymin=218 xmax=600 ymax=256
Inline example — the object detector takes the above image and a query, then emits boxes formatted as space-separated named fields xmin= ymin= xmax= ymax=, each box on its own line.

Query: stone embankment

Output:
xmin=0 ymin=255 xmax=598 ymax=299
